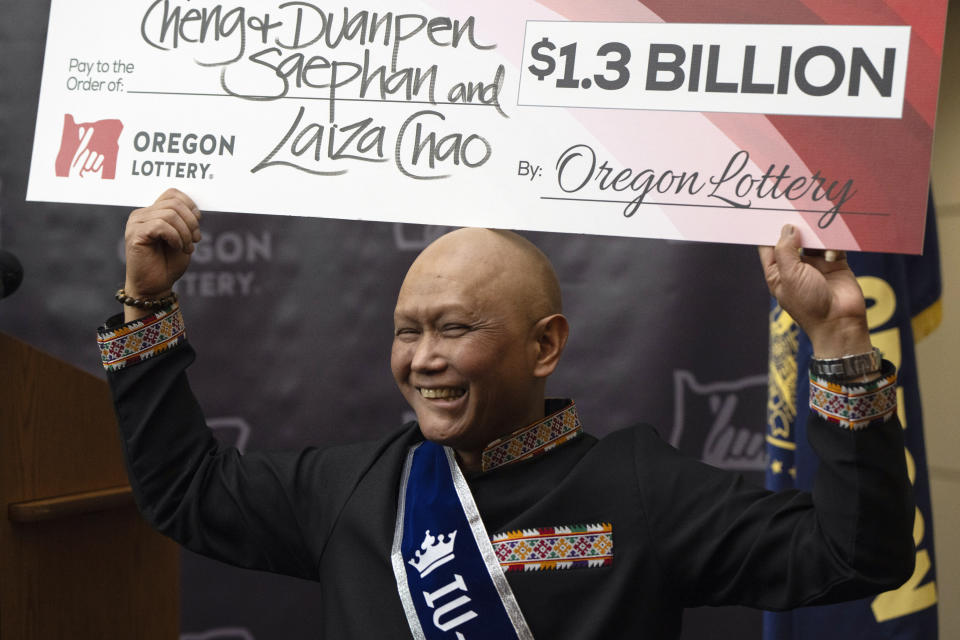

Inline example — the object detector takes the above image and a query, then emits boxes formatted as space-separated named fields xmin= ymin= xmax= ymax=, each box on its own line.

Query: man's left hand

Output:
xmin=759 ymin=225 xmax=872 ymax=359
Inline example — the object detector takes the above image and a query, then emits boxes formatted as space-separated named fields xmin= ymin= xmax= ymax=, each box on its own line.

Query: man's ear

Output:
xmin=532 ymin=314 xmax=569 ymax=378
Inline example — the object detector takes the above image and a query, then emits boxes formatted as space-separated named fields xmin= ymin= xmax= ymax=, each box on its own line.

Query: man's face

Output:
xmin=391 ymin=258 xmax=544 ymax=453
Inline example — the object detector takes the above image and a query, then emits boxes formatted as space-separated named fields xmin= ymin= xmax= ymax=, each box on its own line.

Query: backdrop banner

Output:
xmin=25 ymin=0 xmax=948 ymax=253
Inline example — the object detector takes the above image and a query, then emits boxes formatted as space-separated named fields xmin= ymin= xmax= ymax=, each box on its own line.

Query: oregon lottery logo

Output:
xmin=670 ymin=370 xmax=769 ymax=471
xmin=54 ymin=114 xmax=122 ymax=179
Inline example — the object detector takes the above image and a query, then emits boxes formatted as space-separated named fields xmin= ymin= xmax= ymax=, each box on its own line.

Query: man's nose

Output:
xmin=410 ymin=334 xmax=446 ymax=372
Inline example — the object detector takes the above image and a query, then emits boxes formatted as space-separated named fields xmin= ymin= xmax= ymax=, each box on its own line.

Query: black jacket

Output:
xmin=109 ymin=343 xmax=914 ymax=639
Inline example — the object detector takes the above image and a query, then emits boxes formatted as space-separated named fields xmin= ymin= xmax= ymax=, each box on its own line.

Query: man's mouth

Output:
xmin=418 ymin=387 xmax=466 ymax=400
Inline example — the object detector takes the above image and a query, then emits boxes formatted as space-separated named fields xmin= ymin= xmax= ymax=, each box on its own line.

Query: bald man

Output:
xmin=392 ymin=227 xmax=568 ymax=472
xmin=99 ymin=189 xmax=913 ymax=639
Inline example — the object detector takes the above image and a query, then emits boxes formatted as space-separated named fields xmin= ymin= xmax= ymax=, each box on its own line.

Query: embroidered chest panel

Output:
xmin=491 ymin=523 xmax=613 ymax=572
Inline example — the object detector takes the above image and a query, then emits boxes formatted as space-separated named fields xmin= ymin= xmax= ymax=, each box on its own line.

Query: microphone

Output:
xmin=0 ymin=250 xmax=23 ymax=299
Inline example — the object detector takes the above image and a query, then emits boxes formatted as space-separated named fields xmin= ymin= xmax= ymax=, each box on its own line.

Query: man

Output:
xmin=99 ymin=189 xmax=913 ymax=638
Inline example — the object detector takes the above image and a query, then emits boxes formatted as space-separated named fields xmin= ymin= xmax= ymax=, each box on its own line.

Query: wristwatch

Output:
xmin=810 ymin=347 xmax=883 ymax=381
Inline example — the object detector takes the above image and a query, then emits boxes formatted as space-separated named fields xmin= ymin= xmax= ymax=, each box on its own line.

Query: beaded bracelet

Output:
xmin=114 ymin=288 xmax=178 ymax=310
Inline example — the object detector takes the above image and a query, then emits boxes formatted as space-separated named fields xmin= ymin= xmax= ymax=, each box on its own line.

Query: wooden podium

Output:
xmin=0 ymin=332 xmax=178 ymax=638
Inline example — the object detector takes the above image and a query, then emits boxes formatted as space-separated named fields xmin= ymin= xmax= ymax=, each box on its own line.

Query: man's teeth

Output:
xmin=419 ymin=387 xmax=465 ymax=399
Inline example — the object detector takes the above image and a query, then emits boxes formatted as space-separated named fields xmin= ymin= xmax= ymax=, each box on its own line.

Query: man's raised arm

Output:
xmin=756 ymin=226 xmax=915 ymax=597
xmin=97 ymin=190 xmax=365 ymax=580
xmin=646 ymin=226 xmax=914 ymax=609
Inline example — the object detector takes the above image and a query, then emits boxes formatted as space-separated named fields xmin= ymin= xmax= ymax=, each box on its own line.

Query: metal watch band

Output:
xmin=810 ymin=347 xmax=883 ymax=380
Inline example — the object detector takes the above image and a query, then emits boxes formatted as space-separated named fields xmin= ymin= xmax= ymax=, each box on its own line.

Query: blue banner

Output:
xmin=392 ymin=442 xmax=532 ymax=639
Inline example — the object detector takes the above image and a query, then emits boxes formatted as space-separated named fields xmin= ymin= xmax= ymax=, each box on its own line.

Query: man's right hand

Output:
xmin=123 ymin=188 xmax=201 ymax=322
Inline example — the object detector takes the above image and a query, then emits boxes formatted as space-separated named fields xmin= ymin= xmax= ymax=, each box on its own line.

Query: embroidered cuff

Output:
xmin=97 ymin=303 xmax=186 ymax=372
xmin=809 ymin=360 xmax=897 ymax=430
xmin=491 ymin=523 xmax=613 ymax=572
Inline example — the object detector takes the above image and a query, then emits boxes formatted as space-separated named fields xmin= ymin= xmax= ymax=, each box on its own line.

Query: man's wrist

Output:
xmin=808 ymin=318 xmax=872 ymax=359
xmin=121 ymin=283 xmax=176 ymax=323
xmin=124 ymin=305 xmax=155 ymax=323
xmin=123 ymin=280 xmax=174 ymax=300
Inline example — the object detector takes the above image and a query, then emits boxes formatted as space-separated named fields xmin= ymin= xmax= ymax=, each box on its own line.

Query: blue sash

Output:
xmin=391 ymin=442 xmax=533 ymax=639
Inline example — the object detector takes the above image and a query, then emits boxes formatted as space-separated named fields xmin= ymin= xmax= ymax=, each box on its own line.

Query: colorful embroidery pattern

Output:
xmin=809 ymin=362 xmax=897 ymax=429
xmin=98 ymin=304 xmax=186 ymax=371
xmin=491 ymin=524 xmax=613 ymax=572
xmin=481 ymin=402 xmax=582 ymax=472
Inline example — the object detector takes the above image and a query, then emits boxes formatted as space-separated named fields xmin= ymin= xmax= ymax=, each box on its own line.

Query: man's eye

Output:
xmin=395 ymin=328 xmax=419 ymax=339
xmin=441 ymin=324 xmax=470 ymax=336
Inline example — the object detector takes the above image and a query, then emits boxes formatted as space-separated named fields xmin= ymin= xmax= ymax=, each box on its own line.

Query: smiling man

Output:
xmin=391 ymin=227 xmax=567 ymax=471
xmin=99 ymin=189 xmax=914 ymax=639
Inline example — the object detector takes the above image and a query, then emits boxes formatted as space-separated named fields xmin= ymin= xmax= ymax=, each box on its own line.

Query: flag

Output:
xmin=764 ymin=192 xmax=941 ymax=639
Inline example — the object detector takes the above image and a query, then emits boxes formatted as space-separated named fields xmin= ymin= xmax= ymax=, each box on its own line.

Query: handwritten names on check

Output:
xmin=140 ymin=2 xmax=507 ymax=179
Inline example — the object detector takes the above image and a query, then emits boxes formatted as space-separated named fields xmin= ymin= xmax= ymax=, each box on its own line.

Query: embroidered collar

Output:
xmin=480 ymin=400 xmax=582 ymax=473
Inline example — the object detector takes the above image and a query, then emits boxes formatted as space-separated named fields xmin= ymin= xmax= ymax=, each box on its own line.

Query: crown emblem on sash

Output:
xmin=409 ymin=529 xmax=458 ymax=577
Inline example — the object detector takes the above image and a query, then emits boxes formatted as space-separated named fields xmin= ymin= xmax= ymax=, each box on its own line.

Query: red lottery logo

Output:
xmin=54 ymin=114 xmax=123 ymax=179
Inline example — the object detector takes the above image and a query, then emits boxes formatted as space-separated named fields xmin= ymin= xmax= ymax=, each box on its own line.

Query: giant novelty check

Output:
xmin=27 ymin=0 xmax=948 ymax=253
